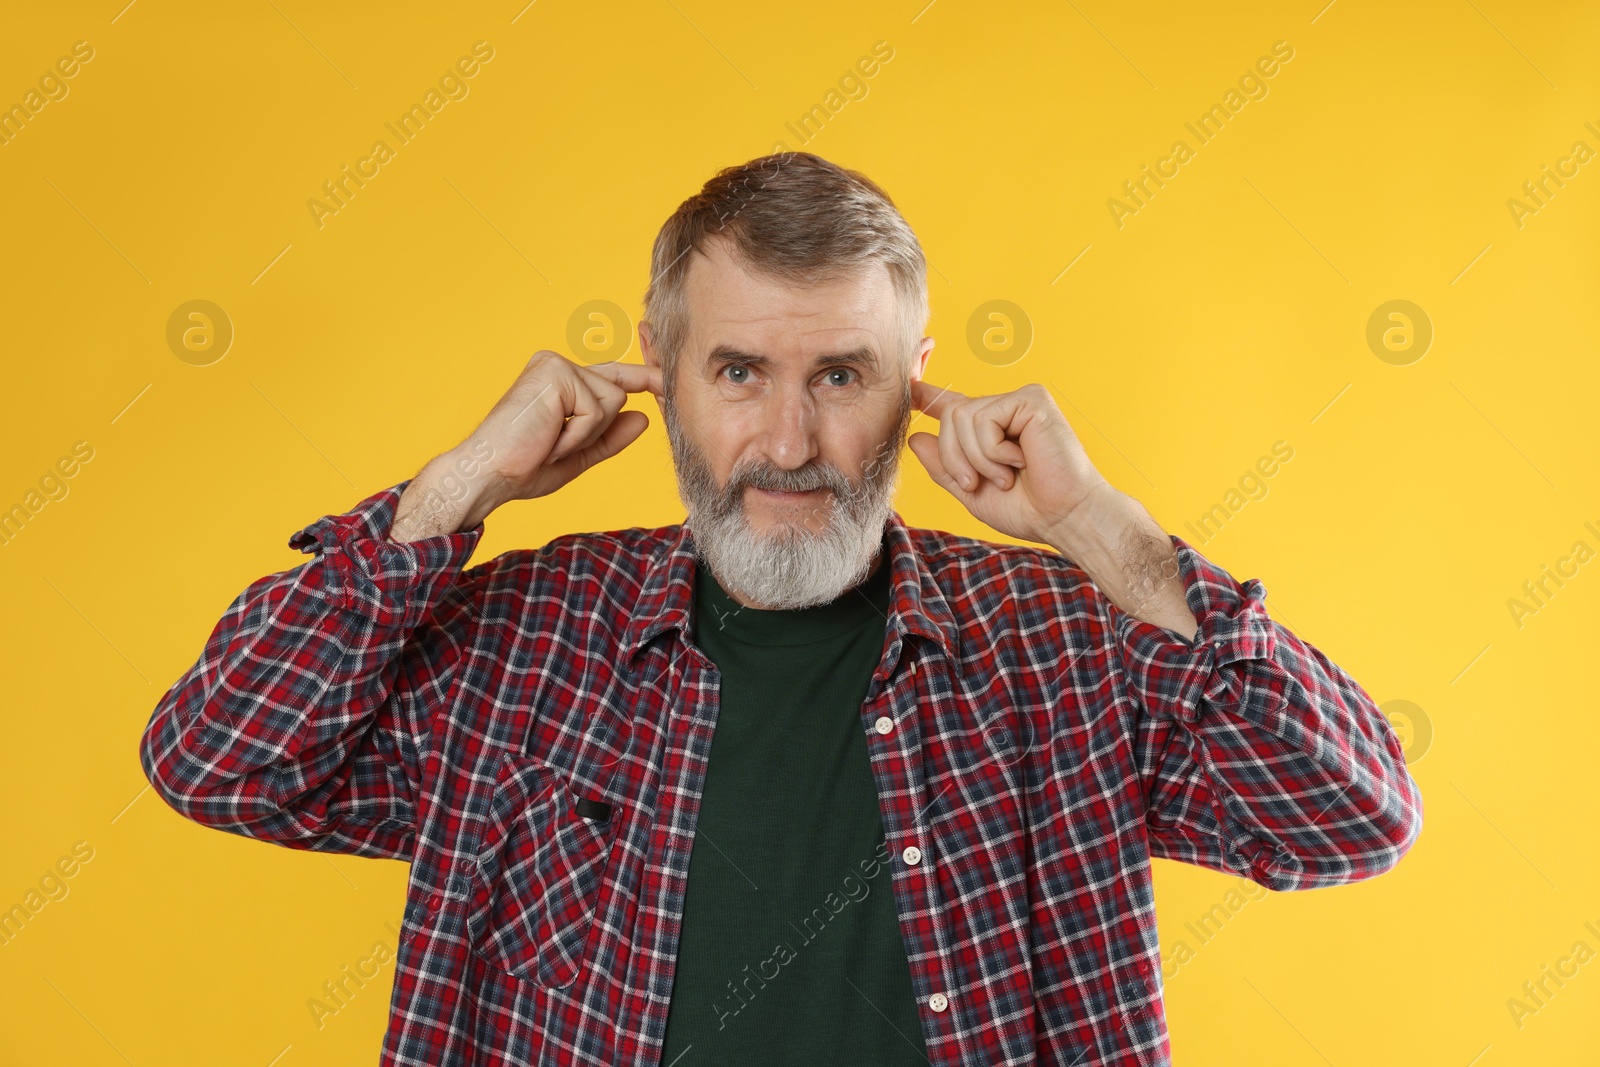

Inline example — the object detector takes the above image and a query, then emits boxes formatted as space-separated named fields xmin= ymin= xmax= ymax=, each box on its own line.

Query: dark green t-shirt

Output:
xmin=658 ymin=550 xmax=931 ymax=1065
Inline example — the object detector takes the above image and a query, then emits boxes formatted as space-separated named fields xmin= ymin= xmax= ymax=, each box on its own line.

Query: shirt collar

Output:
xmin=622 ymin=511 xmax=959 ymax=663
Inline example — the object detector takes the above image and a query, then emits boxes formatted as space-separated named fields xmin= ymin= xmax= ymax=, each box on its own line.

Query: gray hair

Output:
xmin=642 ymin=151 xmax=929 ymax=390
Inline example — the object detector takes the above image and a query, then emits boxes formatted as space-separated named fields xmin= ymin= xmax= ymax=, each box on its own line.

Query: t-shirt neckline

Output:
xmin=693 ymin=549 xmax=892 ymax=648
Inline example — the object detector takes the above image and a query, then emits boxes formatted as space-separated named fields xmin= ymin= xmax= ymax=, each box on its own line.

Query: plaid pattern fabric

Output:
xmin=140 ymin=480 xmax=1422 ymax=1066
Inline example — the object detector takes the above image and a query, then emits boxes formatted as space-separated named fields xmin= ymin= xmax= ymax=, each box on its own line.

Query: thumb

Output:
xmin=907 ymin=430 xmax=966 ymax=500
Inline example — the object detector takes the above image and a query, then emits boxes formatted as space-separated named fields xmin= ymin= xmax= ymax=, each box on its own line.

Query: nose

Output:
xmin=761 ymin=380 xmax=819 ymax=471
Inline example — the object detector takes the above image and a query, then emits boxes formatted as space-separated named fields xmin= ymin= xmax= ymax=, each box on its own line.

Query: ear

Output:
xmin=638 ymin=321 xmax=668 ymax=411
xmin=639 ymin=320 xmax=657 ymax=367
xmin=909 ymin=335 xmax=934 ymax=382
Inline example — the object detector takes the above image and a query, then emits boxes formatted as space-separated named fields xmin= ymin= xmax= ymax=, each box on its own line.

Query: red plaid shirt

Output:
xmin=140 ymin=480 xmax=1422 ymax=1066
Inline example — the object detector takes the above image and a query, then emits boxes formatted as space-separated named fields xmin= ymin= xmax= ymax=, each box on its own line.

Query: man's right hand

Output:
xmin=390 ymin=350 xmax=663 ymax=542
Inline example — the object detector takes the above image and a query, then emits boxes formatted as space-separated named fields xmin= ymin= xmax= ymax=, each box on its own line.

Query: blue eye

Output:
xmin=720 ymin=364 xmax=856 ymax=386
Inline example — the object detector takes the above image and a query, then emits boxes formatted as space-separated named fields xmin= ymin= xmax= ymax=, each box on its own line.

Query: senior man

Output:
xmin=141 ymin=151 xmax=1422 ymax=1067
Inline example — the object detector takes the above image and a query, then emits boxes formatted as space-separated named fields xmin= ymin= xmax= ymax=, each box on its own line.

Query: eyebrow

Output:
xmin=705 ymin=342 xmax=880 ymax=373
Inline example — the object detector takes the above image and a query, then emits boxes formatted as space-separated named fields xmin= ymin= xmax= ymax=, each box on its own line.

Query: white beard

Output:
xmin=661 ymin=383 xmax=912 ymax=610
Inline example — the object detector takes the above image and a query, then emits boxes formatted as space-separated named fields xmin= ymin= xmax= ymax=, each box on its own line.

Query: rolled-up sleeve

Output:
xmin=286 ymin=483 xmax=482 ymax=629
xmin=139 ymin=480 xmax=485 ymax=860
xmin=1110 ymin=534 xmax=1423 ymax=890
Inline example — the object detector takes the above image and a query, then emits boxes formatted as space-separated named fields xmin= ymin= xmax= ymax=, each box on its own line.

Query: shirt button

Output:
xmin=901 ymin=845 xmax=921 ymax=865
xmin=928 ymin=992 xmax=948 ymax=1012
xmin=874 ymin=716 xmax=894 ymax=735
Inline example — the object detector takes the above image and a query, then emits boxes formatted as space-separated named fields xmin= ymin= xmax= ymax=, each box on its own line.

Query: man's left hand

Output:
xmin=906 ymin=379 xmax=1113 ymax=548
xmin=907 ymin=379 xmax=1200 ymax=640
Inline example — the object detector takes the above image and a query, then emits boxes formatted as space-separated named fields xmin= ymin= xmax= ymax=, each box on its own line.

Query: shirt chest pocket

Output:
xmin=466 ymin=752 xmax=617 ymax=989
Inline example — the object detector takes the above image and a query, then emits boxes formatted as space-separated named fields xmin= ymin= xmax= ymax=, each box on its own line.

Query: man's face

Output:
xmin=642 ymin=237 xmax=932 ymax=610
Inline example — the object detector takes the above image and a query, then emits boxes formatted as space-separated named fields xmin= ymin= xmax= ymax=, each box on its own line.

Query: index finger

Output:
xmin=589 ymin=360 xmax=664 ymax=398
xmin=910 ymin=378 xmax=967 ymax=420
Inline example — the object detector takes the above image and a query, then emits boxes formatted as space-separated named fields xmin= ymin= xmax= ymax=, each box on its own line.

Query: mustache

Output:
xmin=734 ymin=465 xmax=844 ymax=494
xmin=660 ymin=381 xmax=912 ymax=513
